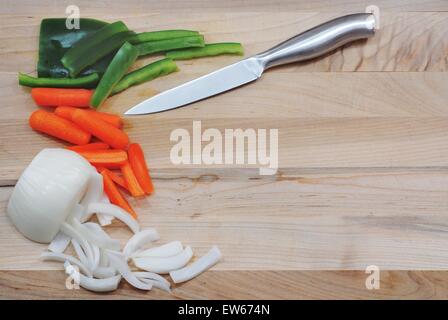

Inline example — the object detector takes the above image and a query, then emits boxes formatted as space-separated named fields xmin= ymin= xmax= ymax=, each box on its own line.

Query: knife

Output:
xmin=125 ymin=13 xmax=376 ymax=115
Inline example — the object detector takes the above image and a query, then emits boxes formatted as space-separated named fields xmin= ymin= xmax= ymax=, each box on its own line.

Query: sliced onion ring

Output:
xmin=48 ymin=232 xmax=71 ymax=253
xmin=41 ymin=251 xmax=92 ymax=277
xmin=132 ymin=241 xmax=183 ymax=259
xmin=107 ymin=251 xmax=152 ymax=290
xmin=123 ymin=228 xmax=160 ymax=259
xmin=87 ymin=203 xmax=139 ymax=234
xmin=64 ymin=261 xmax=121 ymax=292
xmin=132 ymin=246 xmax=193 ymax=274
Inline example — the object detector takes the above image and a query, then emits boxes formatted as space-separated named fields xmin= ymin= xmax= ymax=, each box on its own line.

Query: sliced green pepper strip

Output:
xmin=111 ymin=58 xmax=178 ymax=95
xmin=90 ymin=42 xmax=139 ymax=108
xmin=128 ymin=30 xmax=200 ymax=44
xmin=135 ymin=35 xmax=205 ymax=57
xmin=18 ymin=72 xmax=99 ymax=88
xmin=61 ymin=21 xmax=132 ymax=77
xmin=38 ymin=18 xmax=110 ymax=78
xmin=166 ymin=42 xmax=244 ymax=60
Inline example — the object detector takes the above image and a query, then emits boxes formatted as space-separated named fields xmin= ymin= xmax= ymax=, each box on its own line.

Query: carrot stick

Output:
xmin=55 ymin=106 xmax=123 ymax=128
xmin=76 ymin=150 xmax=128 ymax=168
xmin=29 ymin=109 xmax=91 ymax=145
xmin=120 ymin=161 xmax=145 ymax=197
xmin=128 ymin=143 xmax=154 ymax=194
xmin=71 ymin=109 xmax=129 ymax=149
xmin=101 ymin=168 xmax=128 ymax=191
xmin=66 ymin=142 xmax=110 ymax=152
xmin=31 ymin=88 xmax=92 ymax=107
xmin=101 ymin=170 xmax=137 ymax=219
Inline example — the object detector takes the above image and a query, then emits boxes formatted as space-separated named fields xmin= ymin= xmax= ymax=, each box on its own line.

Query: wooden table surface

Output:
xmin=1 ymin=0 xmax=448 ymax=299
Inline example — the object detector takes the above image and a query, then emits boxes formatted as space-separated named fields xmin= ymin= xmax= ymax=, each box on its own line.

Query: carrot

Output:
xmin=31 ymin=88 xmax=92 ymax=107
xmin=29 ymin=109 xmax=91 ymax=145
xmin=66 ymin=142 xmax=110 ymax=152
xmin=128 ymin=143 xmax=154 ymax=194
xmin=101 ymin=168 xmax=128 ymax=191
xmin=55 ymin=106 xmax=123 ymax=128
xmin=101 ymin=170 xmax=137 ymax=219
xmin=71 ymin=109 xmax=129 ymax=149
xmin=76 ymin=150 xmax=128 ymax=168
xmin=120 ymin=161 xmax=145 ymax=197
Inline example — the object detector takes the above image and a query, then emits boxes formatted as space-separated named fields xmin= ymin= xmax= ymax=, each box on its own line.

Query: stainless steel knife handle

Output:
xmin=255 ymin=13 xmax=376 ymax=69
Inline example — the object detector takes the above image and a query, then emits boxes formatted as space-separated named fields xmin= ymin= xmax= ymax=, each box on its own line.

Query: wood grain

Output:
xmin=1 ymin=0 xmax=448 ymax=299
xmin=2 ymin=270 xmax=448 ymax=299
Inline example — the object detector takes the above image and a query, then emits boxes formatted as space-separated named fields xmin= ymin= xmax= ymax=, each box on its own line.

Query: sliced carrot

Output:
xmin=31 ymin=88 xmax=92 ymax=107
xmin=55 ymin=106 xmax=122 ymax=128
xmin=120 ymin=161 xmax=145 ymax=197
xmin=128 ymin=143 xmax=154 ymax=194
xmin=29 ymin=109 xmax=91 ymax=145
xmin=66 ymin=142 xmax=110 ymax=152
xmin=76 ymin=150 xmax=127 ymax=168
xmin=102 ymin=168 xmax=128 ymax=191
xmin=101 ymin=170 xmax=137 ymax=219
xmin=71 ymin=109 xmax=129 ymax=149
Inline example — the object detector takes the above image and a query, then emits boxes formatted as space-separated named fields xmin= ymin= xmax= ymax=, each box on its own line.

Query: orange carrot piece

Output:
xmin=120 ymin=161 xmax=145 ymax=197
xmin=128 ymin=143 xmax=154 ymax=194
xmin=31 ymin=88 xmax=92 ymax=107
xmin=66 ymin=142 xmax=110 ymax=152
xmin=55 ymin=106 xmax=122 ymax=128
xmin=71 ymin=109 xmax=129 ymax=149
xmin=102 ymin=168 xmax=128 ymax=191
xmin=76 ymin=150 xmax=127 ymax=168
xmin=29 ymin=109 xmax=91 ymax=145
xmin=101 ymin=170 xmax=137 ymax=219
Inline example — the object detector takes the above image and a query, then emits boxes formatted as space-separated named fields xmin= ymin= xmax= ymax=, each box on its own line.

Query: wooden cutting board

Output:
xmin=1 ymin=0 xmax=448 ymax=299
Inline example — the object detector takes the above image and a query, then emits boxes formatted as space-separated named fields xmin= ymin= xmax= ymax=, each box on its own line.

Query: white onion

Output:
xmin=71 ymin=218 xmax=120 ymax=250
xmin=133 ymin=271 xmax=171 ymax=287
xmin=170 ymin=246 xmax=222 ymax=284
xmin=133 ymin=246 xmax=193 ymax=274
xmin=60 ymin=222 xmax=94 ymax=263
xmin=80 ymin=171 xmax=103 ymax=222
xmin=64 ymin=261 xmax=121 ymax=292
xmin=97 ymin=193 xmax=114 ymax=226
xmin=123 ymin=229 xmax=160 ymax=259
xmin=137 ymin=275 xmax=171 ymax=293
xmin=41 ymin=251 xmax=92 ymax=277
xmin=93 ymin=266 xmax=117 ymax=279
xmin=107 ymin=251 xmax=152 ymax=290
xmin=71 ymin=239 xmax=91 ymax=272
xmin=48 ymin=232 xmax=70 ymax=253
xmin=87 ymin=203 xmax=139 ymax=233
xmin=8 ymin=149 xmax=92 ymax=243
xmin=132 ymin=241 xmax=183 ymax=259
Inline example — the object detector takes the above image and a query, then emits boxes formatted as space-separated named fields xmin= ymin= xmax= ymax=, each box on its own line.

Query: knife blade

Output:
xmin=125 ymin=13 xmax=375 ymax=115
xmin=125 ymin=57 xmax=263 ymax=115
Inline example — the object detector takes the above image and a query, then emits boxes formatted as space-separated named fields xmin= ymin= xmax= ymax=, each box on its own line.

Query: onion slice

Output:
xmin=87 ymin=203 xmax=139 ymax=234
xmin=71 ymin=218 xmax=120 ymax=250
xmin=123 ymin=228 xmax=160 ymax=259
xmin=132 ymin=241 xmax=183 ymax=259
xmin=107 ymin=251 xmax=152 ymax=290
xmin=169 ymin=246 xmax=222 ymax=284
xmin=41 ymin=251 xmax=92 ymax=277
xmin=60 ymin=222 xmax=94 ymax=263
xmin=136 ymin=275 xmax=171 ymax=293
xmin=132 ymin=246 xmax=193 ymax=274
xmin=48 ymin=232 xmax=71 ymax=253
xmin=93 ymin=266 xmax=117 ymax=279
xmin=64 ymin=261 xmax=121 ymax=292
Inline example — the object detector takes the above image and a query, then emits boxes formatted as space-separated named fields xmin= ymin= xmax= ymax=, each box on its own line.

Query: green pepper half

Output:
xmin=37 ymin=18 xmax=111 ymax=78
xmin=19 ymin=72 xmax=99 ymax=88
xmin=112 ymin=58 xmax=178 ymax=95
xmin=166 ymin=42 xmax=244 ymax=60
xmin=61 ymin=21 xmax=133 ymax=78
xmin=90 ymin=42 xmax=139 ymax=108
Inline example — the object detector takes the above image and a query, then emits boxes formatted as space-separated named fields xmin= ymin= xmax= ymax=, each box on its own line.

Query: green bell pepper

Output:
xmin=111 ymin=58 xmax=178 ymax=95
xmin=61 ymin=21 xmax=134 ymax=78
xmin=135 ymin=35 xmax=205 ymax=57
xmin=166 ymin=42 xmax=244 ymax=60
xmin=128 ymin=30 xmax=200 ymax=44
xmin=90 ymin=42 xmax=139 ymax=108
xmin=19 ymin=72 xmax=99 ymax=88
xmin=37 ymin=18 xmax=111 ymax=78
